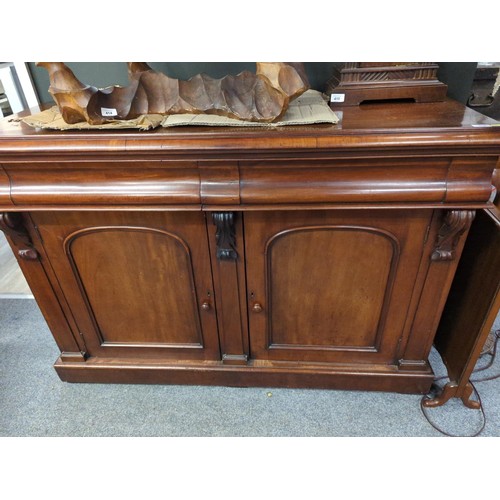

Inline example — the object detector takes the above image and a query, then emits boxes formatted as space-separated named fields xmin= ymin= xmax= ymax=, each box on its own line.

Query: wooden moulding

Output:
xmin=36 ymin=62 xmax=310 ymax=125
xmin=53 ymin=357 xmax=434 ymax=394
xmin=2 ymin=155 xmax=496 ymax=210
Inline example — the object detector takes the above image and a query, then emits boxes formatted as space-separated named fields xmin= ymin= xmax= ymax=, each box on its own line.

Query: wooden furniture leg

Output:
xmin=426 ymin=207 xmax=500 ymax=409
xmin=422 ymin=381 xmax=480 ymax=409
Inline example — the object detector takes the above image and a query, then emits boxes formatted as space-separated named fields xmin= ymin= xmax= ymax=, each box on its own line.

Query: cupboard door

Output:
xmin=244 ymin=210 xmax=433 ymax=364
xmin=31 ymin=211 xmax=220 ymax=361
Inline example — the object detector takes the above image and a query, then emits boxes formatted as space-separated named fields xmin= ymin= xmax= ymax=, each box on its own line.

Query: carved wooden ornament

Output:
xmin=431 ymin=210 xmax=475 ymax=261
xmin=37 ymin=62 xmax=310 ymax=125
xmin=0 ymin=212 xmax=39 ymax=260
xmin=212 ymin=212 xmax=238 ymax=261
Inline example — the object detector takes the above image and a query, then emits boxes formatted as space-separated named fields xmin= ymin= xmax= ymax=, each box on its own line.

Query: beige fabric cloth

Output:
xmin=22 ymin=89 xmax=339 ymax=130
xmin=22 ymin=108 xmax=164 ymax=131
xmin=161 ymin=90 xmax=339 ymax=127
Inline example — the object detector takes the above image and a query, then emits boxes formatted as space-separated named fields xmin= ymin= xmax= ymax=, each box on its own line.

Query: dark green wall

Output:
xmin=437 ymin=62 xmax=478 ymax=103
xmin=28 ymin=62 xmax=477 ymax=105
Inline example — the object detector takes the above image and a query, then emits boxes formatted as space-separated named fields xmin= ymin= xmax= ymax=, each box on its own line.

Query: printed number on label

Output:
xmin=101 ymin=107 xmax=118 ymax=117
xmin=330 ymin=94 xmax=345 ymax=103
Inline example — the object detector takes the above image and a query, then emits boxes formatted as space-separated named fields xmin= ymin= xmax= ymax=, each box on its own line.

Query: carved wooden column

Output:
xmin=208 ymin=212 xmax=249 ymax=365
xmin=0 ymin=211 xmax=86 ymax=362
xmin=400 ymin=209 xmax=476 ymax=378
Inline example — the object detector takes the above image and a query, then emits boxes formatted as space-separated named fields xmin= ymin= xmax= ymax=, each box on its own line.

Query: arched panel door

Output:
xmin=244 ymin=210 xmax=433 ymax=364
xmin=31 ymin=211 xmax=220 ymax=361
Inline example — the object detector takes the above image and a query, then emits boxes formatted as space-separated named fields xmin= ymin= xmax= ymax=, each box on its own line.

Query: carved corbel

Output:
xmin=212 ymin=212 xmax=238 ymax=261
xmin=0 ymin=212 xmax=39 ymax=260
xmin=431 ymin=210 xmax=475 ymax=261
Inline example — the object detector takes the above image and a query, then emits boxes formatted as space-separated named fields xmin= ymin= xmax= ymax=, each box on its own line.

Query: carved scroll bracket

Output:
xmin=212 ymin=212 xmax=237 ymax=261
xmin=431 ymin=210 xmax=475 ymax=261
xmin=0 ymin=212 xmax=39 ymax=261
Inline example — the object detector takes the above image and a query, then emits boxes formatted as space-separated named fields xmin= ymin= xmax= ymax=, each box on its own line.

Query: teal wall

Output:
xmin=437 ymin=62 xmax=478 ymax=104
xmin=28 ymin=62 xmax=477 ymax=105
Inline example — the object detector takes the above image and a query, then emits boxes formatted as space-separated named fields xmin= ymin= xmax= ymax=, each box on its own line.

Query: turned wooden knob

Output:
xmin=201 ymin=302 xmax=211 ymax=311
xmin=252 ymin=302 xmax=263 ymax=313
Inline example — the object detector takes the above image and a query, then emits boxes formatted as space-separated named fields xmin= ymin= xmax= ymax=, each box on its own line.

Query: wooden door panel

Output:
xmin=31 ymin=211 xmax=220 ymax=361
xmin=245 ymin=210 xmax=432 ymax=364
xmin=269 ymin=227 xmax=396 ymax=349
xmin=68 ymin=228 xmax=203 ymax=346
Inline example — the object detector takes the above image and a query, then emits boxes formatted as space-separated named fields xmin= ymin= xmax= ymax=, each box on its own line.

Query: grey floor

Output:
xmin=0 ymin=299 xmax=499 ymax=437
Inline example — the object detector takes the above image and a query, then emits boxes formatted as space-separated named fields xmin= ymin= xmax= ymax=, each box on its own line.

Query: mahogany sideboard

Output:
xmin=1 ymin=98 xmax=499 ymax=400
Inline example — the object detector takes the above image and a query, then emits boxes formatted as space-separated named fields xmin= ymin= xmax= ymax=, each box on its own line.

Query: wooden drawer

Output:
xmin=239 ymin=157 xmax=495 ymax=205
xmin=3 ymin=156 xmax=496 ymax=210
xmin=3 ymin=161 xmax=201 ymax=207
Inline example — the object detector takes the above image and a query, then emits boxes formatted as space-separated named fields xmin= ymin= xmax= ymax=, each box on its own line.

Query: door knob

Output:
xmin=252 ymin=302 xmax=263 ymax=313
xmin=201 ymin=302 xmax=211 ymax=311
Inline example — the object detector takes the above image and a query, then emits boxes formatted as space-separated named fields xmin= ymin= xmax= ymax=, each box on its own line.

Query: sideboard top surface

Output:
xmin=0 ymin=98 xmax=499 ymax=158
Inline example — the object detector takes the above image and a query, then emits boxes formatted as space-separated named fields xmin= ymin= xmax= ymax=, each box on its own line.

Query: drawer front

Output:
xmin=3 ymin=156 xmax=496 ymax=210
xmin=239 ymin=157 xmax=496 ymax=205
xmin=5 ymin=161 xmax=201 ymax=207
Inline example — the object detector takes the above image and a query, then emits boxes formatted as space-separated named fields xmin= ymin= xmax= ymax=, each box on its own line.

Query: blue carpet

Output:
xmin=0 ymin=299 xmax=498 ymax=437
